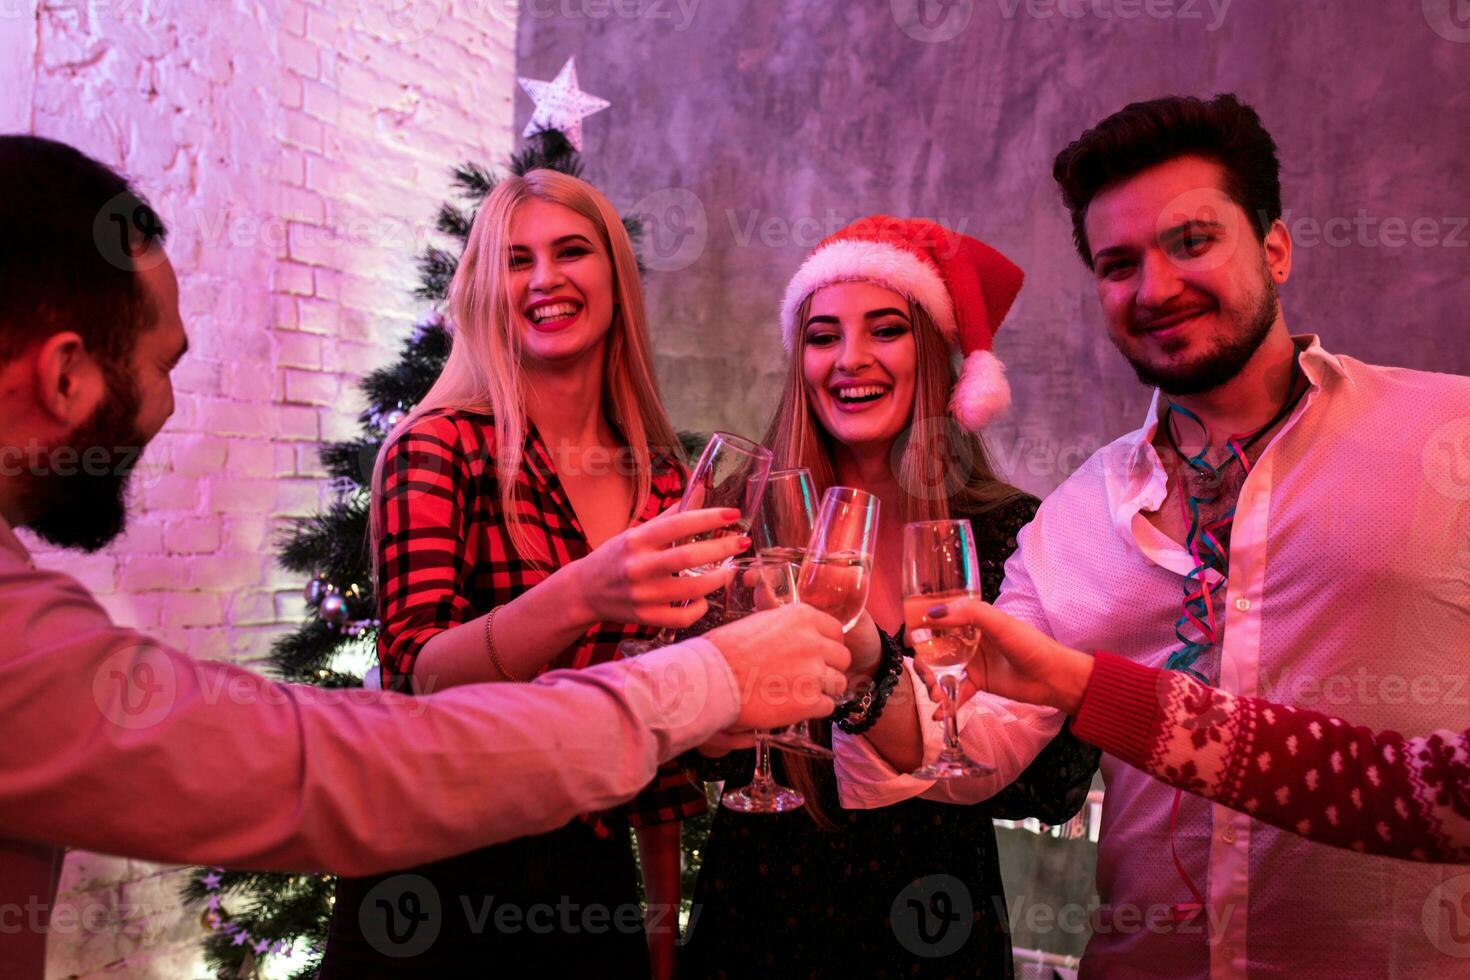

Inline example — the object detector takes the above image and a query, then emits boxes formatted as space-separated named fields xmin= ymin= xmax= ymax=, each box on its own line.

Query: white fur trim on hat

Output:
xmin=951 ymin=348 xmax=1011 ymax=431
xmin=780 ymin=239 xmax=957 ymax=351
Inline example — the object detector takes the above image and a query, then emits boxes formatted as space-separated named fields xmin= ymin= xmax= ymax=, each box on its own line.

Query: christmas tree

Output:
xmin=182 ymin=128 xmax=713 ymax=978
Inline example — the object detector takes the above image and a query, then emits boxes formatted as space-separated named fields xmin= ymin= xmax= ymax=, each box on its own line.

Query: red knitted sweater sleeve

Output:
xmin=1072 ymin=651 xmax=1470 ymax=863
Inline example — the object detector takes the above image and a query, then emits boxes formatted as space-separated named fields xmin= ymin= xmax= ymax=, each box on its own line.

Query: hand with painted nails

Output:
xmin=915 ymin=597 xmax=1095 ymax=717
xmin=568 ymin=506 xmax=749 ymax=631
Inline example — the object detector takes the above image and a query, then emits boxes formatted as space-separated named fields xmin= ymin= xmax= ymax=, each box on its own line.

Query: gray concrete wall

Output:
xmin=517 ymin=0 xmax=1469 ymax=497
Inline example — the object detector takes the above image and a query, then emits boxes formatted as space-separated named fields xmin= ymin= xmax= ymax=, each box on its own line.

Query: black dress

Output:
xmin=680 ymin=496 xmax=1101 ymax=979
xmin=318 ymin=819 xmax=651 ymax=978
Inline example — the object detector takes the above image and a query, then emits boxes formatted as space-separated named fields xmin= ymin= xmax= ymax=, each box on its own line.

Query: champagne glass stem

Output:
xmin=723 ymin=727 xmax=805 ymax=812
xmin=940 ymin=673 xmax=962 ymax=755
xmin=751 ymin=735 xmax=775 ymax=795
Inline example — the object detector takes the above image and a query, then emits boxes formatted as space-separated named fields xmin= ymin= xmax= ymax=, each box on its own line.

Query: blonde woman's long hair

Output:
xmin=370 ymin=169 xmax=680 ymax=575
xmin=763 ymin=293 xmax=1022 ymax=828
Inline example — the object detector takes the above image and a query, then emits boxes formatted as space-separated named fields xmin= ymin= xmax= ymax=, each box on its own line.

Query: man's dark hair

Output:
xmin=1052 ymin=93 xmax=1282 ymax=267
xmin=0 ymin=135 xmax=168 ymax=368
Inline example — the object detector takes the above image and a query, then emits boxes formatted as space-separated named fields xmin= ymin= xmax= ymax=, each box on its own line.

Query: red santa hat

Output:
xmin=779 ymin=215 xmax=1024 ymax=432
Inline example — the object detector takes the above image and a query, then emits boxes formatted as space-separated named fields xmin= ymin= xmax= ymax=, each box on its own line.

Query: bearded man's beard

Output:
xmin=1123 ymin=271 xmax=1280 ymax=397
xmin=21 ymin=368 xmax=145 ymax=552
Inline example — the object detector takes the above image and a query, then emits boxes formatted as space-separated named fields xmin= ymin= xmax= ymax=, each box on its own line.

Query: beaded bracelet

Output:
xmin=484 ymin=606 xmax=526 ymax=682
xmin=834 ymin=642 xmax=906 ymax=735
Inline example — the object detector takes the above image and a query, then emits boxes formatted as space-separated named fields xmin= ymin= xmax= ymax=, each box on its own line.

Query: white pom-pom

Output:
xmin=951 ymin=348 xmax=1011 ymax=431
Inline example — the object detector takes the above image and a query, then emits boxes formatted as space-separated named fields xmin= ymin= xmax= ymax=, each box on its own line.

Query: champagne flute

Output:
xmin=617 ymin=432 xmax=773 ymax=657
xmin=750 ymin=468 xmax=830 ymax=757
xmin=720 ymin=557 xmax=806 ymax=813
xmin=752 ymin=467 xmax=817 ymax=567
xmin=796 ymin=486 xmax=879 ymax=634
xmin=772 ymin=486 xmax=880 ymax=759
xmin=902 ymin=519 xmax=994 ymax=778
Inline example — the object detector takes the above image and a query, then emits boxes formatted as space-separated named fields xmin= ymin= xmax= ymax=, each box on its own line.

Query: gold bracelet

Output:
xmin=485 ymin=606 xmax=525 ymax=682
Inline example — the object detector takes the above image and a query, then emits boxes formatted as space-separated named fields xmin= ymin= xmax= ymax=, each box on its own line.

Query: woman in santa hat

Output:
xmin=682 ymin=217 xmax=1100 ymax=976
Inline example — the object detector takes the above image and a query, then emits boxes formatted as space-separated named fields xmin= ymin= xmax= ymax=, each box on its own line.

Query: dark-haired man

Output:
xmin=0 ymin=134 xmax=853 ymax=979
xmin=847 ymin=95 xmax=1470 ymax=976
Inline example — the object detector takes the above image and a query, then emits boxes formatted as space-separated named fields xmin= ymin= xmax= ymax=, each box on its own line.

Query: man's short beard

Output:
xmin=1125 ymin=274 xmax=1280 ymax=397
xmin=22 ymin=368 xmax=145 ymax=553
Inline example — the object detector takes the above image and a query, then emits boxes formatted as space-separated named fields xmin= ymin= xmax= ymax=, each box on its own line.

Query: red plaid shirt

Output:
xmin=375 ymin=407 xmax=705 ymax=831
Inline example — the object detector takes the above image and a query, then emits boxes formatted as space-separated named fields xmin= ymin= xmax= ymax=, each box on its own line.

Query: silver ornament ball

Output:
xmin=319 ymin=593 xmax=350 ymax=625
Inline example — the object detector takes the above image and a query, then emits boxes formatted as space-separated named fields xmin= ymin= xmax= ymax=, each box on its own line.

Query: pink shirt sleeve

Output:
xmin=0 ymin=550 xmax=738 ymax=876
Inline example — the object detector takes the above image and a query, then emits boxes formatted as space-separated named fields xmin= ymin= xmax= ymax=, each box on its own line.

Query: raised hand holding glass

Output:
xmin=902 ymin=519 xmax=993 ymax=778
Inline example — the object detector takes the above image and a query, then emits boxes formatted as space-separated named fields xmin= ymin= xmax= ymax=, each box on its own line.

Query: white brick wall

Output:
xmin=6 ymin=1 xmax=517 ymax=974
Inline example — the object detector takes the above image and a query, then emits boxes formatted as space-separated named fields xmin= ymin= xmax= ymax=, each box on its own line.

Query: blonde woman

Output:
xmin=684 ymin=217 xmax=1100 ymax=977
xmin=319 ymin=170 xmax=749 ymax=978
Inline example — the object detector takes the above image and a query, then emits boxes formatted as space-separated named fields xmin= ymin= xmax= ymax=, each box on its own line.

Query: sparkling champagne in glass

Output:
xmin=749 ymin=469 xmax=834 ymax=759
xmin=902 ymin=519 xmax=994 ymax=778
xmin=781 ymin=487 xmax=878 ymax=760
xmin=795 ymin=487 xmax=879 ymax=635
xmin=752 ymin=467 xmax=817 ymax=568
xmin=617 ymin=432 xmax=772 ymax=657
xmin=795 ymin=550 xmax=872 ymax=632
